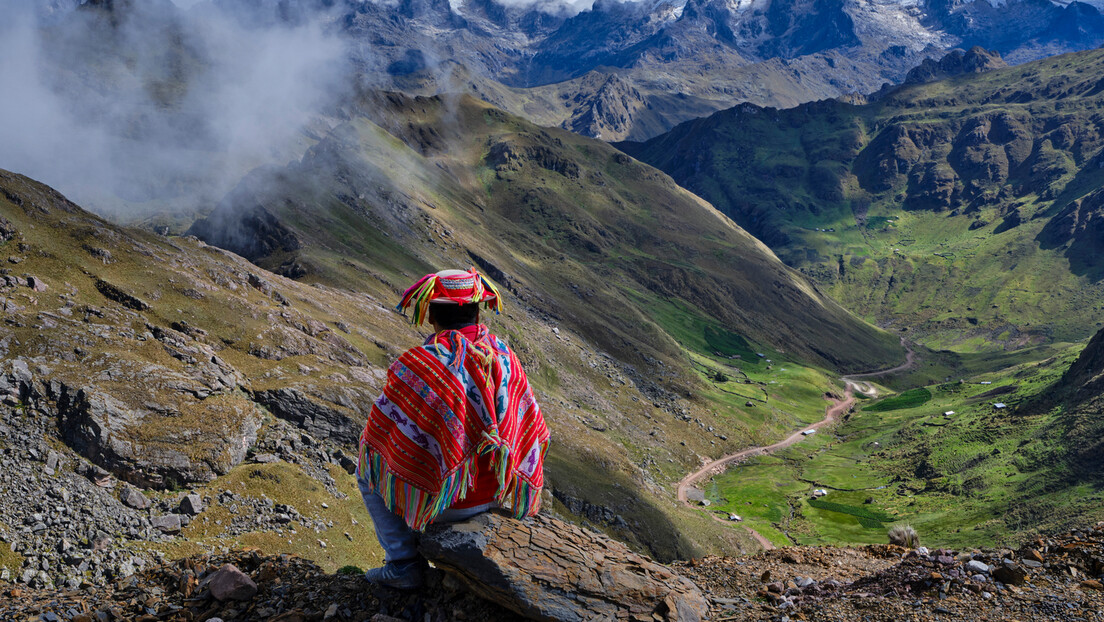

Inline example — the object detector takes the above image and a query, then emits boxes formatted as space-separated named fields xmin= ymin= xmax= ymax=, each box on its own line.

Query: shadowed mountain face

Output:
xmin=1027 ymin=327 xmax=1104 ymax=480
xmin=624 ymin=47 xmax=1104 ymax=350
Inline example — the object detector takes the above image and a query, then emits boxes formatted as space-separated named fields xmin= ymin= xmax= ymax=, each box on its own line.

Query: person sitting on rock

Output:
xmin=356 ymin=267 xmax=550 ymax=589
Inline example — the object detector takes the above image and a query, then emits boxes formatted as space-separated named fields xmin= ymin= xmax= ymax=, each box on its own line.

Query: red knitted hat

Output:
xmin=397 ymin=267 xmax=502 ymax=325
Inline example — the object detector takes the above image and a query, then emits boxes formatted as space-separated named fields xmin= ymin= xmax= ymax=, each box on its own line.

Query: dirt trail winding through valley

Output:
xmin=677 ymin=340 xmax=915 ymax=551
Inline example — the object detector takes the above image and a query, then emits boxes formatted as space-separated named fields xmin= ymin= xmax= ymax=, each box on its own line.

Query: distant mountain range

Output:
xmin=320 ymin=0 xmax=1104 ymax=139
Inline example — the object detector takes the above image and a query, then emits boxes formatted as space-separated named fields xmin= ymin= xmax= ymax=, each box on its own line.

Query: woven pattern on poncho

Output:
xmin=357 ymin=326 xmax=548 ymax=530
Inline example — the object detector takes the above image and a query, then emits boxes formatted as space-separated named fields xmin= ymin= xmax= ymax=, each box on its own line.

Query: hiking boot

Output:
xmin=363 ymin=558 xmax=426 ymax=590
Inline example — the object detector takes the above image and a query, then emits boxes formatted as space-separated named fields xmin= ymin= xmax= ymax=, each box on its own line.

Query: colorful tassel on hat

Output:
xmin=397 ymin=273 xmax=440 ymax=326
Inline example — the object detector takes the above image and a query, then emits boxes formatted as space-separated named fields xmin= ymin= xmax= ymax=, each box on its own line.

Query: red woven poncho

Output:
xmin=357 ymin=324 xmax=549 ymax=530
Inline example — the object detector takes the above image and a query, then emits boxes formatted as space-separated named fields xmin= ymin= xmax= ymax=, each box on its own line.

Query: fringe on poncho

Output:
xmin=357 ymin=325 xmax=549 ymax=530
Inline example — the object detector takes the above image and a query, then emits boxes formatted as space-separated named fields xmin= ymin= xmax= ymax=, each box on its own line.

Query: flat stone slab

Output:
xmin=420 ymin=512 xmax=707 ymax=622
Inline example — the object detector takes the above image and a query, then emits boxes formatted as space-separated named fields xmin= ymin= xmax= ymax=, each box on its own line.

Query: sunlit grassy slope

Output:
xmin=626 ymin=48 xmax=1104 ymax=351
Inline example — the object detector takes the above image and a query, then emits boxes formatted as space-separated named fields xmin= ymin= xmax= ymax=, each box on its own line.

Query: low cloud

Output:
xmin=0 ymin=0 xmax=350 ymax=220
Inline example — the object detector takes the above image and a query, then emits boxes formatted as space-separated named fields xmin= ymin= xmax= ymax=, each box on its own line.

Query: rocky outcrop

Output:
xmin=0 ymin=312 xmax=261 ymax=489
xmin=251 ymin=387 xmax=362 ymax=446
xmin=94 ymin=279 xmax=149 ymax=311
xmin=0 ymin=214 xmax=15 ymax=241
xmin=420 ymin=512 xmax=708 ymax=622
xmin=562 ymin=73 xmax=648 ymax=140
xmin=186 ymin=203 xmax=301 ymax=265
xmin=904 ymin=47 xmax=1006 ymax=84
xmin=486 ymin=140 xmax=581 ymax=180
xmin=54 ymin=380 xmax=263 ymax=489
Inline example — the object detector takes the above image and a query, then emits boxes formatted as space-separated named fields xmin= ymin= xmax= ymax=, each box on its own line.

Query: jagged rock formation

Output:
xmin=560 ymin=73 xmax=648 ymax=139
xmin=337 ymin=0 xmax=1104 ymax=140
xmin=903 ymin=46 xmax=1007 ymax=84
xmin=35 ymin=0 xmax=1104 ymax=156
xmin=420 ymin=512 xmax=708 ymax=622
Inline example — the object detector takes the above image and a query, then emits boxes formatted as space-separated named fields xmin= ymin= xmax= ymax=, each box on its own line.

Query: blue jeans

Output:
xmin=358 ymin=476 xmax=493 ymax=563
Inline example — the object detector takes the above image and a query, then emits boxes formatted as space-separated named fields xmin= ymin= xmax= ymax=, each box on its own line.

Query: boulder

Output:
xmin=151 ymin=514 xmax=182 ymax=534
xmin=27 ymin=276 xmax=47 ymax=292
xmin=419 ymin=512 xmax=707 ymax=622
xmin=992 ymin=561 xmax=1027 ymax=586
xmin=179 ymin=494 xmax=204 ymax=516
xmin=120 ymin=487 xmax=151 ymax=510
xmin=965 ymin=560 xmax=989 ymax=575
xmin=208 ymin=563 xmax=258 ymax=602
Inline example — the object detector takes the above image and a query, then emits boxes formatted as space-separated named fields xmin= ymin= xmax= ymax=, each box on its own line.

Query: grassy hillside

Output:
xmin=625 ymin=48 xmax=1104 ymax=351
xmin=0 ymin=168 xmax=406 ymax=571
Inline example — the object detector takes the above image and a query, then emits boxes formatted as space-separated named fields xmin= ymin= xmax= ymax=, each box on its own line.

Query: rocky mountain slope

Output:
xmin=625 ymin=46 xmax=1104 ymax=350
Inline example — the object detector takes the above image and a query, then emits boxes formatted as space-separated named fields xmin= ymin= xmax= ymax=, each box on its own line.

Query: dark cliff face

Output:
xmin=1059 ymin=329 xmax=1104 ymax=399
xmin=675 ymin=0 xmax=859 ymax=57
xmin=524 ymin=0 xmax=675 ymax=84
xmin=561 ymin=73 xmax=649 ymax=139
xmin=1049 ymin=328 xmax=1104 ymax=480
xmin=756 ymin=0 xmax=860 ymax=58
xmin=1037 ymin=188 xmax=1104 ymax=280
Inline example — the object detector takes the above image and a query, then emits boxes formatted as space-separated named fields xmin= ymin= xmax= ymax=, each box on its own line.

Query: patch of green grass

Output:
xmin=704 ymin=326 xmax=758 ymax=360
xmin=706 ymin=456 xmax=809 ymax=547
xmin=863 ymin=388 xmax=932 ymax=412
xmin=0 ymin=524 xmax=24 ymax=576
xmin=705 ymin=338 xmax=1104 ymax=549
xmin=337 ymin=565 xmax=364 ymax=575
xmin=807 ymin=498 xmax=894 ymax=523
